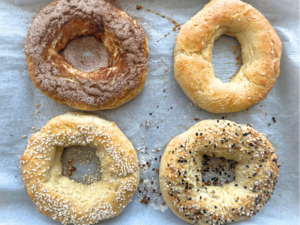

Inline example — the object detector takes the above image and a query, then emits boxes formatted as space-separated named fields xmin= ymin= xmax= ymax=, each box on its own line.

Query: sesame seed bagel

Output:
xmin=159 ymin=120 xmax=279 ymax=224
xmin=20 ymin=112 xmax=139 ymax=225
xmin=174 ymin=0 xmax=282 ymax=113
xmin=25 ymin=0 xmax=148 ymax=110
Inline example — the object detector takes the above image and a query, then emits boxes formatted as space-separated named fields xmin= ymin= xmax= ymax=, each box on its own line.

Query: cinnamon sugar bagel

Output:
xmin=174 ymin=0 xmax=282 ymax=113
xmin=159 ymin=120 xmax=280 ymax=224
xmin=25 ymin=0 xmax=148 ymax=110
xmin=20 ymin=112 xmax=139 ymax=224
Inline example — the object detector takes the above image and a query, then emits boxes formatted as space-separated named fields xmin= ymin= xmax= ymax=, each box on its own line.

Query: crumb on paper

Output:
xmin=31 ymin=127 xmax=35 ymax=130
xmin=146 ymin=120 xmax=152 ymax=127
xmin=136 ymin=5 xmax=142 ymax=10
xmin=35 ymin=103 xmax=39 ymax=108
xmin=265 ymin=111 xmax=268 ymax=115
xmin=194 ymin=118 xmax=200 ymax=121
xmin=23 ymin=135 xmax=28 ymax=138
xmin=272 ymin=117 xmax=276 ymax=123
xmin=190 ymin=103 xmax=193 ymax=106
xmin=140 ymin=197 xmax=149 ymax=205
xmin=35 ymin=110 xmax=39 ymax=114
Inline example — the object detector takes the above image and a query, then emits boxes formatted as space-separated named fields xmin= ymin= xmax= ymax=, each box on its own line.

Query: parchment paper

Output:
xmin=0 ymin=0 xmax=299 ymax=224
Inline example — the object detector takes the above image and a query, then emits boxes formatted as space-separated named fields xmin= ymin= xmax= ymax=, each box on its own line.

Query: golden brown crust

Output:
xmin=25 ymin=0 xmax=148 ymax=110
xmin=20 ymin=112 xmax=139 ymax=224
xmin=159 ymin=120 xmax=279 ymax=224
xmin=174 ymin=0 xmax=282 ymax=113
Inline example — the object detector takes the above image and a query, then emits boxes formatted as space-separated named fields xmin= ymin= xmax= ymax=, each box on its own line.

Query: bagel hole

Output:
xmin=61 ymin=146 xmax=101 ymax=185
xmin=201 ymin=155 xmax=237 ymax=186
xmin=60 ymin=35 xmax=110 ymax=73
xmin=212 ymin=36 xmax=242 ymax=83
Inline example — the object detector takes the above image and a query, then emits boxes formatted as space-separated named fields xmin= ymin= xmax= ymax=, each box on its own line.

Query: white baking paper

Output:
xmin=0 ymin=0 xmax=299 ymax=224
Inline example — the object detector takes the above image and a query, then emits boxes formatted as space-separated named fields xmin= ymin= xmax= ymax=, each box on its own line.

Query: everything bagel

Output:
xmin=174 ymin=0 xmax=282 ymax=113
xmin=20 ymin=112 xmax=139 ymax=224
xmin=159 ymin=120 xmax=279 ymax=224
xmin=25 ymin=0 xmax=148 ymax=110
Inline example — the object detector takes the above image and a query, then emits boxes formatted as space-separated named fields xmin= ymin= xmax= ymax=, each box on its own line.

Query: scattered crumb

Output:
xmin=190 ymin=103 xmax=193 ymax=106
xmin=194 ymin=118 xmax=200 ymax=121
xmin=31 ymin=127 xmax=35 ymax=130
xmin=232 ymin=46 xmax=239 ymax=55
xmin=35 ymin=110 xmax=39 ymax=114
xmin=146 ymin=120 xmax=152 ymax=127
xmin=136 ymin=5 xmax=142 ymax=10
xmin=265 ymin=111 xmax=268 ymax=115
xmin=23 ymin=135 xmax=28 ymax=138
xmin=140 ymin=197 xmax=149 ymax=205
xmin=272 ymin=117 xmax=276 ymax=123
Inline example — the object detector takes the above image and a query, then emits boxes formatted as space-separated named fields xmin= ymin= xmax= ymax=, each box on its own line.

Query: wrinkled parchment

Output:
xmin=0 ymin=0 xmax=299 ymax=224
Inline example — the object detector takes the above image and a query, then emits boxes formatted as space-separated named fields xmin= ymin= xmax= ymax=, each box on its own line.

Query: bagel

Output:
xmin=159 ymin=120 xmax=279 ymax=224
xmin=20 ymin=112 xmax=139 ymax=224
xmin=25 ymin=0 xmax=148 ymax=110
xmin=174 ymin=0 xmax=282 ymax=113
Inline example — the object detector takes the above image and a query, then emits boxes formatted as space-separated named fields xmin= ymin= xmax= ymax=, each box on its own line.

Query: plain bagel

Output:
xmin=174 ymin=0 xmax=282 ymax=113
xmin=159 ymin=120 xmax=279 ymax=224
xmin=25 ymin=0 xmax=148 ymax=110
xmin=20 ymin=112 xmax=139 ymax=225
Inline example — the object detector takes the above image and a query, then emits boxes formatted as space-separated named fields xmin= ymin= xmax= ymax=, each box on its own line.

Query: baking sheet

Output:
xmin=0 ymin=0 xmax=299 ymax=224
